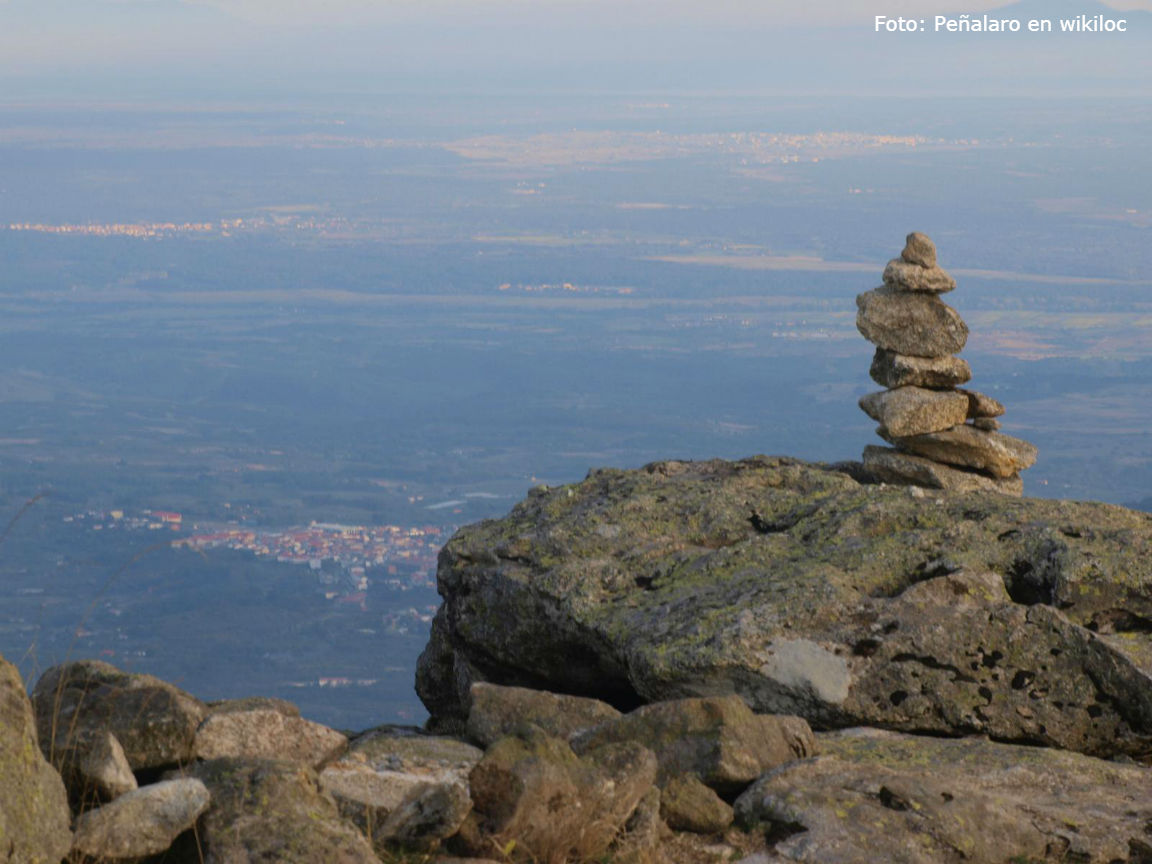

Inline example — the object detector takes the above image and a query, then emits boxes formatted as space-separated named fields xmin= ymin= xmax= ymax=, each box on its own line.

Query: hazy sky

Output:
xmin=189 ymin=0 xmax=1152 ymax=26
xmin=2 ymin=0 xmax=1150 ymax=98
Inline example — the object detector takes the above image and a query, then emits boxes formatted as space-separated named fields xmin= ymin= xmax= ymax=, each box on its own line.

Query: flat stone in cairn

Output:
xmin=883 ymin=258 xmax=956 ymax=294
xmin=870 ymin=349 xmax=972 ymax=390
xmin=881 ymin=424 xmax=1038 ymax=480
xmin=862 ymin=445 xmax=1023 ymax=496
xmin=972 ymin=417 xmax=1001 ymax=431
xmin=958 ymin=388 xmax=1005 ymax=419
xmin=859 ymin=387 xmax=970 ymax=438
xmin=856 ymin=286 xmax=968 ymax=358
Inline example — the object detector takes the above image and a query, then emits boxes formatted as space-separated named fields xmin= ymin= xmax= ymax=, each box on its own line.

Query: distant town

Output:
xmin=4 ymin=213 xmax=354 ymax=240
xmin=7 ymin=219 xmax=250 ymax=238
xmin=63 ymin=508 xmax=447 ymax=598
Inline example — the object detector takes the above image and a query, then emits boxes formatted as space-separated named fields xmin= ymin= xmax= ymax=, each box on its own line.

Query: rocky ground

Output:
xmin=7 ymin=455 xmax=1152 ymax=862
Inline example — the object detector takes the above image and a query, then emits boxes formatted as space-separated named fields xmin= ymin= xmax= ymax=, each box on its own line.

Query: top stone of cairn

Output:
xmin=882 ymin=231 xmax=955 ymax=294
xmin=901 ymin=231 xmax=937 ymax=268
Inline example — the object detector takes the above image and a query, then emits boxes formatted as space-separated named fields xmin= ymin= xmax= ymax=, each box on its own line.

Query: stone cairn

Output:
xmin=856 ymin=232 xmax=1037 ymax=496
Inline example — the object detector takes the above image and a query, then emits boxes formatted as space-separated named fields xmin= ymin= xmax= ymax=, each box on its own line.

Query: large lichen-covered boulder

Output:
xmin=0 ymin=653 xmax=72 ymax=863
xmin=33 ymin=660 xmax=206 ymax=772
xmin=417 ymin=456 xmax=1152 ymax=757
xmin=734 ymin=727 xmax=1152 ymax=863
xmin=182 ymin=758 xmax=379 ymax=863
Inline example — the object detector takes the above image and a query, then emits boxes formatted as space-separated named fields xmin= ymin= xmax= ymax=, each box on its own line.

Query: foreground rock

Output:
xmin=33 ymin=660 xmax=206 ymax=772
xmin=184 ymin=758 xmax=379 ymax=863
xmin=71 ymin=778 xmax=210 ymax=860
xmin=194 ymin=699 xmax=347 ymax=768
xmin=455 ymin=726 xmax=657 ymax=862
xmin=62 ymin=730 xmax=137 ymax=803
xmin=380 ymin=780 xmax=472 ymax=851
xmin=465 ymin=681 xmax=621 ymax=747
xmin=571 ymin=695 xmax=814 ymax=796
xmin=0 ymin=654 xmax=72 ymax=863
xmin=735 ymin=727 xmax=1152 ymax=863
xmin=418 ymin=455 xmax=1152 ymax=758
xmin=319 ymin=726 xmax=481 ymax=853
xmin=660 ymin=773 xmax=734 ymax=834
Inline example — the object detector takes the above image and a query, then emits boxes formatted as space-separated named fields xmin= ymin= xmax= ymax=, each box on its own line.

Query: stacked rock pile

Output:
xmin=856 ymin=232 xmax=1037 ymax=495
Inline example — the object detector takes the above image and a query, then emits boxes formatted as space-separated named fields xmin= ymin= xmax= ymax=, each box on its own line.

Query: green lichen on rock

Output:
xmin=570 ymin=695 xmax=814 ymax=796
xmin=735 ymin=727 xmax=1152 ymax=863
xmin=32 ymin=659 xmax=206 ymax=772
xmin=182 ymin=757 xmax=379 ymax=863
xmin=457 ymin=725 xmax=656 ymax=862
xmin=659 ymin=774 xmax=733 ymax=835
xmin=0 ymin=654 xmax=72 ymax=863
xmin=417 ymin=456 xmax=1152 ymax=756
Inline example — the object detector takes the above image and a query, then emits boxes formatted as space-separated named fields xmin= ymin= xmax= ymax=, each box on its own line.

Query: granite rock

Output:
xmin=861 ymin=445 xmax=1022 ymax=495
xmin=660 ymin=773 xmax=734 ymax=835
xmin=735 ymin=727 xmax=1152 ymax=864
xmin=183 ymin=758 xmax=379 ymax=863
xmin=856 ymin=286 xmax=968 ymax=357
xmin=465 ymin=682 xmax=621 ymax=748
xmin=32 ymin=660 xmax=206 ymax=773
xmin=194 ymin=704 xmax=347 ymax=768
xmin=882 ymin=258 xmax=956 ymax=294
xmin=0 ymin=654 xmax=72 ymax=864
xmin=869 ymin=349 xmax=971 ymax=390
xmin=858 ymin=387 xmax=970 ymax=438
xmin=380 ymin=780 xmax=473 ymax=851
xmin=417 ymin=456 xmax=1152 ymax=757
xmin=72 ymin=778 xmax=210 ymax=860
xmin=459 ymin=727 xmax=656 ymax=862
xmin=571 ymin=695 xmax=815 ymax=796
xmin=883 ymin=424 xmax=1038 ymax=479
xmin=958 ymin=387 xmax=1006 ymax=419
xmin=63 ymin=730 xmax=138 ymax=803
xmin=319 ymin=726 xmax=481 ymax=853
xmin=900 ymin=231 xmax=937 ymax=267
